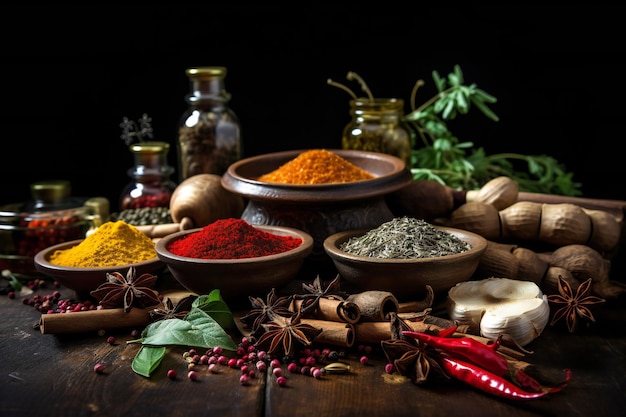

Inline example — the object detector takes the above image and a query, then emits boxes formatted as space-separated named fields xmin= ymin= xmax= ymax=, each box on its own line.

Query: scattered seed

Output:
xmin=276 ymin=375 xmax=287 ymax=386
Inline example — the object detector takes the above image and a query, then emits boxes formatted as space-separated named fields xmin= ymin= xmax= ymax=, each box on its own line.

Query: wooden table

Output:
xmin=1 ymin=272 xmax=625 ymax=417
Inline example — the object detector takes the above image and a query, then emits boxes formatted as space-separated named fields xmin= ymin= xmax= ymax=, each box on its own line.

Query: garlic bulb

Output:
xmin=447 ymin=277 xmax=550 ymax=346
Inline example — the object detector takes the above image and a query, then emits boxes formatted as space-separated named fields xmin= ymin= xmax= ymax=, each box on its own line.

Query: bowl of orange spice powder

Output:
xmin=221 ymin=149 xmax=412 ymax=275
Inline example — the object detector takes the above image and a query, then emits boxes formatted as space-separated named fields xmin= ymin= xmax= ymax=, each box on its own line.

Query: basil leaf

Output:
xmin=131 ymin=345 xmax=166 ymax=378
xmin=193 ymin=291 xmax=236 ymax=329
xmin=141 ymin=309 xmax=238 ymax=351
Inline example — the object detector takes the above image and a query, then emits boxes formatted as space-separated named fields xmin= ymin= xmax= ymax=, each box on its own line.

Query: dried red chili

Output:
xmin=403 ymin=330 xmax=509 ymax=376
xmin=167 ymin=218 xmax=302 ymax=259
xmin=439 ymin=353 xmax=571 ymax=400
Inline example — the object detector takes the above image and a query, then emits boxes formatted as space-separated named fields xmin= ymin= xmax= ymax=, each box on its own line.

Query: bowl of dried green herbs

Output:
xmin=323 ymin=217 xmax=487 ymax=303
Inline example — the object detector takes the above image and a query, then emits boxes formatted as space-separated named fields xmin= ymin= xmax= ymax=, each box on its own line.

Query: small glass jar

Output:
xmin=120 ymin=141 xmax=176 ymax=210
xmin=0 ymin=180 xmax=93 ymax=274
xmin=177 ymin=66 xmax=242 ymax=181
xmin=342 ymin=98 xmax=414 ymax=167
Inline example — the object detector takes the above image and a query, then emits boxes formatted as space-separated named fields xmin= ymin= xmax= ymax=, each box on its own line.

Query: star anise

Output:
xmin=254 ymin=310 xmax=323 ymax=358
xmin=294 ymin=274 xmax=347 ymax=315
xmin=547 ymin=276 xmax=605 ymax=333
xmin=381 ymin=338 xmax=448 ymax=384
xmin=149 ymin=294 xmax=196 ymax=321
xmin=90 ymin=267 xmax=161 ymax=313
xmin=240 ymin=288 xmax=294 ymax=338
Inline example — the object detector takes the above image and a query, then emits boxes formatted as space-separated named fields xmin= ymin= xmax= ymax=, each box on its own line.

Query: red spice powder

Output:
xmin=167 ymin=218 xmax=302 ymax=259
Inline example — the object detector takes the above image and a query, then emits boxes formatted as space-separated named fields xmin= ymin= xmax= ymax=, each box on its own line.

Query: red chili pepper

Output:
xmin=403 ymin=330 xmax=509 ymax=376
xmin=439 ymin=354 xmax=571 ymax=400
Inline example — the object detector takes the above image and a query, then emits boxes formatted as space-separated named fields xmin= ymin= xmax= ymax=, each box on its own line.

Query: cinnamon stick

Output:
xmin=39 ymin=304 xmax=162 ymax=335
xmin=346 ymin=291 xmax=398 ymax=322
xmin=291 ymin=298 xmax=361 ymax=324
xmin=301 ymin=318 xmax=355 ymax=348
xmin=355 ymin=320 xmax=468 ymax=344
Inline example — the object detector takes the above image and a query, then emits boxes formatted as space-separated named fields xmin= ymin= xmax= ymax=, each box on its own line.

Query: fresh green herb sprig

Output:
xmin=329 ymin=66 xmax=582 ymax=196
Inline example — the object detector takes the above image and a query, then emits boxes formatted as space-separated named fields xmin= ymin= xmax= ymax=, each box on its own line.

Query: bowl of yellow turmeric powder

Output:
xmin=34 ymin=221 xmax=165 ymax=296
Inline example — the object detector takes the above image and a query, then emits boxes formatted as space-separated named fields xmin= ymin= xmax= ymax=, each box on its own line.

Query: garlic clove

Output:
xmin=447 ymin=277 xmax=550 ymax=346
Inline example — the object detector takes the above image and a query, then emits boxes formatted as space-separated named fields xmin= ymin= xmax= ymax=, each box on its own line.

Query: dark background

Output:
xmin=1 ymin=5 xmax=625 ymax=210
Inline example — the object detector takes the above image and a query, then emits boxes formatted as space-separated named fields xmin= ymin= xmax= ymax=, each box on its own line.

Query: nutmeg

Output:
xmin=466 ymin=176 xmax=519 ymax=210
xmin=539 ymin=203 xmax=591 ymax=246
xmin=447 ymin=202 xmax=501 ymax=241
xmin=499 ymin=201 xmax=542 ymax=241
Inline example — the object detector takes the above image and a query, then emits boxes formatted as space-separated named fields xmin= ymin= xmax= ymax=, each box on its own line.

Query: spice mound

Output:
xmin=49 ymin=221 xmax=157 ymax=267
xmin=167 ymin=218 xmax=302 ymax=259
xmin=257 ymin=149 xmax=375 ymax=184
xmin=340 ymin=217 xmax=471 ymax=259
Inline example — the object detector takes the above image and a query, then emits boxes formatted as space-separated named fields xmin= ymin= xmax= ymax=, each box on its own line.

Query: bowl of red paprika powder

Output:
xmin=155 ymin=218 xmax=313 ymax=303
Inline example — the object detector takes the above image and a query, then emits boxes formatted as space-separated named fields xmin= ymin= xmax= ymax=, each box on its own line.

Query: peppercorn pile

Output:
xmin=111 ymin=207 xmax=173 ymax=226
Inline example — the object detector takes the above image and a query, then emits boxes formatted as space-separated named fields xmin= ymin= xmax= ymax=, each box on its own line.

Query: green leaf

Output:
xmin=454 ymin=90 xmax=469 ymax=114
xmin=469 ymin=96 xmax=500 ymax=122
xmin=192 ymin=291 xmax=236 ymax=330
xmin=141 ymin=309 xmax=238 ymax=351
xmin=442 ymin=98 xmax=456 ymax=119
xmin=432 ymin=70 xmax=445 ymax=92
xmin=473 ymin=87 xmax=498 ymax=103
xmin=131 ymin=346 xmax=166 ymax=378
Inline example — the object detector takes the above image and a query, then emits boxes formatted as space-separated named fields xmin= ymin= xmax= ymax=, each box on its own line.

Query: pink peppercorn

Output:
xmin=287 ymin=362 xmax=298 ymax=373
xmin=385 ymin=363 xmax=395 ymax=374
xmin=276 ymin=376 xmax=287 ymax=386
xmin=106 ymin=336 xmax=116 ymax=345
xmin=93 ymin=363 xmax=105 ymax=374
xmin=360 ymin=356 xmax=369 ymax=365
xmin=240 ymin=374 xmax=249 ymax=385
xmin=188 ymin=370 xmax=198 ymax=381
xmin=167 ymin=369 xmax=177 ymax=379
xmin=270 ymin=358 xmax=281 ymax=369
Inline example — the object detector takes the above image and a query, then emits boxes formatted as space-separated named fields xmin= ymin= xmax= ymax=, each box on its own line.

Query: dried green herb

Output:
xmin=328 ymin=65 xmax=582 ymax=196
xmin=339 ymin=217 xmax=470 ymax=259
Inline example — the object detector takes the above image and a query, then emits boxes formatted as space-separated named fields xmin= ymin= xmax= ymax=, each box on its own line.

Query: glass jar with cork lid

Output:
xmin=177 ymin=66 xmax=242 ymax=181
xmin=119 ymin=141 xmax=177 ymax=211
xmin=341 ymin=98 xmax=414 ymax=167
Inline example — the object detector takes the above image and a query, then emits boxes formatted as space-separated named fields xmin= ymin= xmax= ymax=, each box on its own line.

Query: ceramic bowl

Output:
xmin=323 ymin=226 xmax=488 ymax=302
xmin=34 ymin=239 xmax=165 ymax=297
xmin=221 ymin=149 xmax=413 ymax=270
xmin=155 ymin=224 xmax=314 ymax=303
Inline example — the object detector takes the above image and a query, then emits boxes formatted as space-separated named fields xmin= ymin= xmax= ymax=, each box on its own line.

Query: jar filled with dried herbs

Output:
xmin=177 ymin=67 xmax=242 ymax=181
xmin=342 ymin=98 xmax=413 ymax=166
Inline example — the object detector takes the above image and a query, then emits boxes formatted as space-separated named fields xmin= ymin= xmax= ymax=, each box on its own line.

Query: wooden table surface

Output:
xmin=2 ymin=270 xmax=625 ymax=417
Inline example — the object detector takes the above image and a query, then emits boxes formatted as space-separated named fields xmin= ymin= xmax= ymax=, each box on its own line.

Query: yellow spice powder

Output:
xmin=49 ymin=221 xmax=157 ymax=267
xmin=257 ymin=149 xmax=375 ymax=184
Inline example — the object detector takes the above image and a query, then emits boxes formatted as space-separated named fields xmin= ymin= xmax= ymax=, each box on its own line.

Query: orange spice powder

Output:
xmin=257 ymin=149 xmax=375 ymax=184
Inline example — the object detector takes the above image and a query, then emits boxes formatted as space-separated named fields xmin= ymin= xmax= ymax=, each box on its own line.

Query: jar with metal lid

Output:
xmin=119 ymin=141 xmax=177 ymax=211
xmin=342 ymin=98 xmax=414 ymax=167
xmin=177 ymin=66 xmax=242 ymax=181
xmin=0 ymin=181 xmax=95 ymax=274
